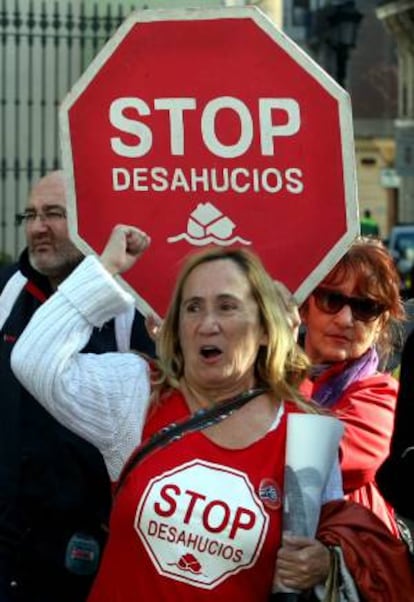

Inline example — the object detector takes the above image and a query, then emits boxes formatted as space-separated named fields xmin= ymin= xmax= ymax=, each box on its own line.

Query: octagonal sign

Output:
xmin=60 ymin=7 xmax=359 ymax=318
xmin=134 ymin=459 xmax=269 ymax=589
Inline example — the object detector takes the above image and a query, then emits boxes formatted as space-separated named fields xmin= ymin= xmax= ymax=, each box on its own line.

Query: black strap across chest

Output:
xmin=114 ymin=386 xmax=268 ymax=497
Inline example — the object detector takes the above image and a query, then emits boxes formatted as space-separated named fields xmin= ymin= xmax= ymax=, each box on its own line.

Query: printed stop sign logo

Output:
xmin=134 ymin=460 xmax=269 ymax=589
xmin=60 ymin=7 xmax=359 ymax=317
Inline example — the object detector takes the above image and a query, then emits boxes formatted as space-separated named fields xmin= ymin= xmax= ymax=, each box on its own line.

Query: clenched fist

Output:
xmin=100 ymin=225 xmax=151 ymax=275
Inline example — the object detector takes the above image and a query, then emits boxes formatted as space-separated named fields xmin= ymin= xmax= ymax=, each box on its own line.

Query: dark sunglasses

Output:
xmin=312 ymin=287 xmax=386 ymax=322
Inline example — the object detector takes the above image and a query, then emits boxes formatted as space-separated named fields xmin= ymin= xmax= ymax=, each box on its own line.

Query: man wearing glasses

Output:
xmin=0 ymin=171 xmax=154 ymax=602
xmin=15 ymin=172 xmax=83 ymax=289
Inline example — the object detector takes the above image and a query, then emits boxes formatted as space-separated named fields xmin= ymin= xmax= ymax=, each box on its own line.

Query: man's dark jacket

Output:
xmin=377 ymin=329 xmax=414 ymax=520
xmin=0 ymin=250 xmax=154 ymax=602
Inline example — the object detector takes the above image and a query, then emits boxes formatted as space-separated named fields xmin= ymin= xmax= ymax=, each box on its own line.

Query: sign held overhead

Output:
xmin=60 ymin=7 xmax=359 ymax=317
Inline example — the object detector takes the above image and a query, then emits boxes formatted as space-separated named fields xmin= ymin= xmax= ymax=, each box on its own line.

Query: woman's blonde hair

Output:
xmin=152 ymin=247 xmax=315 ymax=412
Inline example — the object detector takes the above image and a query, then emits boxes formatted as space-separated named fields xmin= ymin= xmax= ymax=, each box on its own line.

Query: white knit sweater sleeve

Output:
xmin=11 ymin=255 xmax=151 ymax=481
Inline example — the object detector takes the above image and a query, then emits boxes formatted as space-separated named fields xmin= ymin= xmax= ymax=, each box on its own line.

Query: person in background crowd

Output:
xmin=377 ymin=328 xmax=414 ymax=522
xmin=300 ymin=236 xmax=405 ymax=537
xmin=360 ymin=209 xmax=380 ymax=237
xmin=11 ymin=225 xmax=414 ymax=601
xmin=0 ymin=173 xmax=154 ymax=602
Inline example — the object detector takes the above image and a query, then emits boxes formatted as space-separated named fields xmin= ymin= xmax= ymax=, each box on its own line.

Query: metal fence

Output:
xmin=0 ymin=0 xmax=140 ymax=262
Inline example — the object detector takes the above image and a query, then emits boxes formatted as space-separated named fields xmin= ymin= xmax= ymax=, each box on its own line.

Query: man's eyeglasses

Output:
xmin=16 ymin=207 xmax=67 ymax=225
xmin=312 ymin=287 xmax=386 ymax=322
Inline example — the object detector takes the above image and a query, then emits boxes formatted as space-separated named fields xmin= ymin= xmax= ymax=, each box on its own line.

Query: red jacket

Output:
xmin=317 ymin=499 xmax=414 ymax=601
xmin=301 ymin=366 xmax=399 ymax=536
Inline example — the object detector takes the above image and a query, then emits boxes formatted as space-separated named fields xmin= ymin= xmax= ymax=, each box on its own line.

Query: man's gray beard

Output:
xmin=28 ymin=247 xmax=84 ymax=280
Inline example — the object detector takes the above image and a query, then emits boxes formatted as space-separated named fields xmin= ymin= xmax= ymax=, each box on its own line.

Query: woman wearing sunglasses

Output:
xmin=300 ymin=236 xmax=405 ymax=537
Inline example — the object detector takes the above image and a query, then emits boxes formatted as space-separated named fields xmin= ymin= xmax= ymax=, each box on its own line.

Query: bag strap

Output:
xmin=323 ymin=547 xmax=340 ymax=602
xmin=114 ymin=386 xmax=268 ymax=497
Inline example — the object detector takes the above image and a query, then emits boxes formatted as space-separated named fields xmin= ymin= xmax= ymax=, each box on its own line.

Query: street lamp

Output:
xmin=308 ymin=1 xmax=363 ymax=88
xmin=326 ymin=1 xmax=363 ymax=87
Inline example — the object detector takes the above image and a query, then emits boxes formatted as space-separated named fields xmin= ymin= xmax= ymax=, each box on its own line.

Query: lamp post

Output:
xmin=326 ymin=1 xmax=363 ymax=87
xmin=307 ymin=1 xmax=363 ymax=89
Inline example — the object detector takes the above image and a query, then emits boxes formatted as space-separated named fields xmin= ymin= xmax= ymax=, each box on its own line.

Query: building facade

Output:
xmin=376 ymin=0 xmax=414 ymax=224
xmin=282 ymin=0 xmax=401 ymax=237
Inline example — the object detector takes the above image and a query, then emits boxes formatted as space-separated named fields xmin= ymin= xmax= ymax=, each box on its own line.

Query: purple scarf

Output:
xmin=311 ymin=347 xmax=379 ymax=408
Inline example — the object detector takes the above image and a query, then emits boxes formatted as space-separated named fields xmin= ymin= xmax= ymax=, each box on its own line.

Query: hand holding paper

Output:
xmin=274 ymin=413 xmax=344 ymax=598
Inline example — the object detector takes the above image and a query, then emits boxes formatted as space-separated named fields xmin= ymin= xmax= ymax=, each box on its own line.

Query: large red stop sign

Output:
xmin=60 ymin=7 xmax=359 ymax=318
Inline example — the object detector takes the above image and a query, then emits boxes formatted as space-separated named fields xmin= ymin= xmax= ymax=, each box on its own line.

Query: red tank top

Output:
xmin=89 ymin=393 xmax=299 ymax=602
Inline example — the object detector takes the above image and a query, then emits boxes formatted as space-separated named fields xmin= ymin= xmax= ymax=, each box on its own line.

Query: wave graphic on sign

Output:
xmin=167 ymin=202 xmax=251 ymax=247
